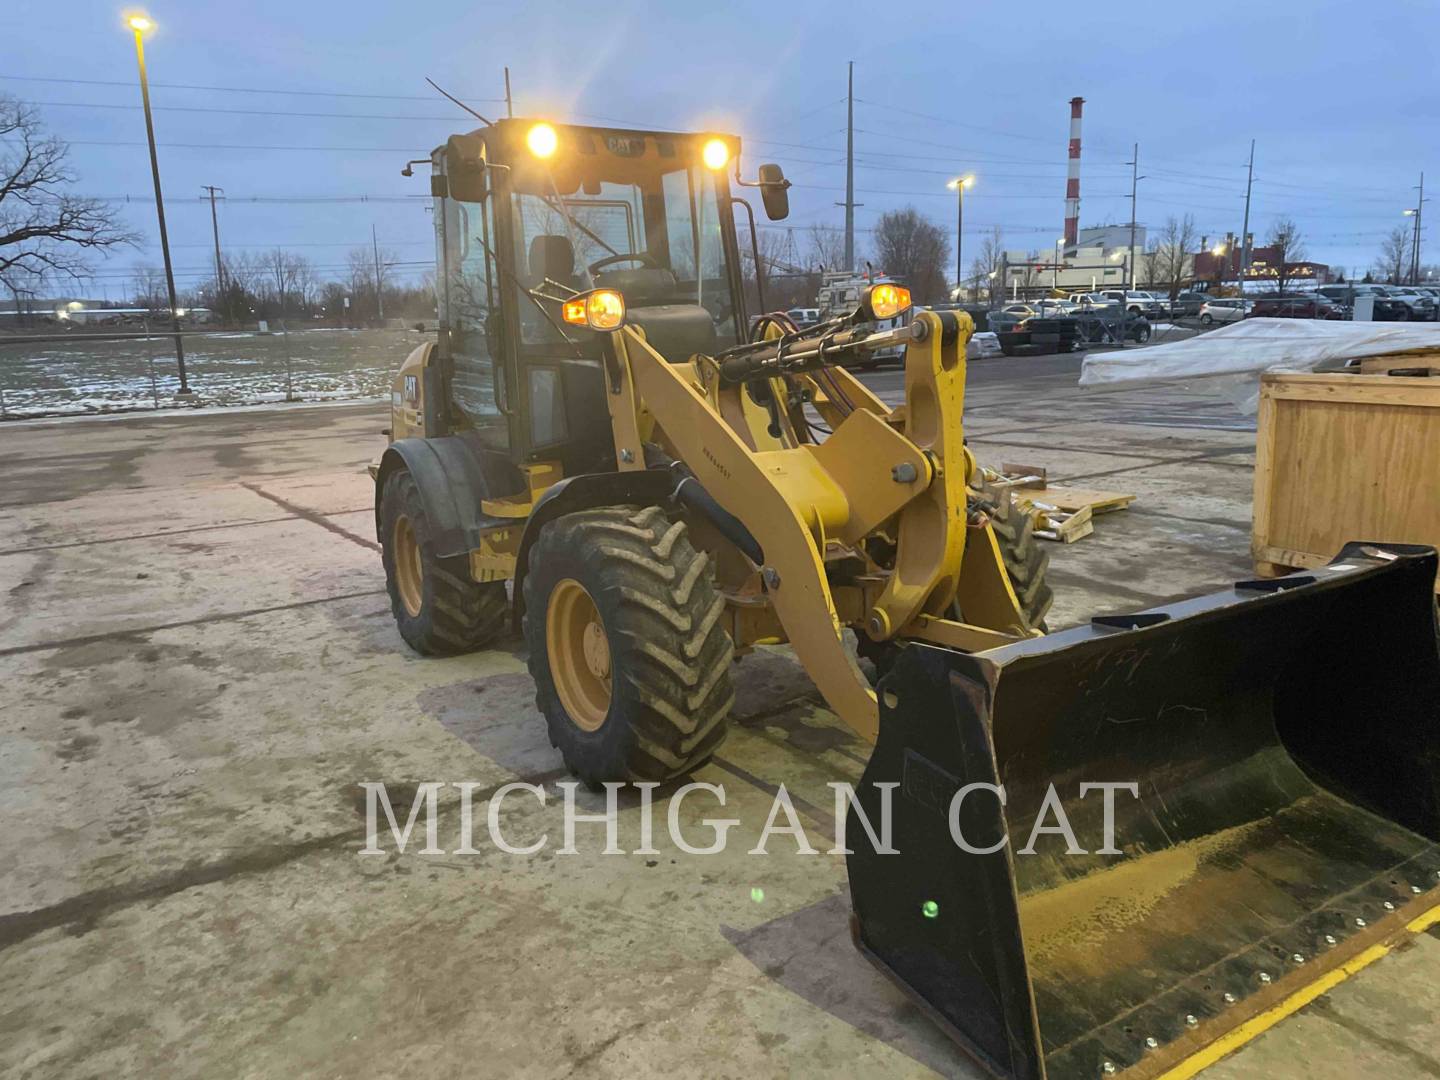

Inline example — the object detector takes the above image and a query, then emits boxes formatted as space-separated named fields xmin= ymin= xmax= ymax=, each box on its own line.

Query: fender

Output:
xmin=373 ymin=434 xmax=514 ymax=559
xmin=512 ymin=469 xmax=677 ymax=622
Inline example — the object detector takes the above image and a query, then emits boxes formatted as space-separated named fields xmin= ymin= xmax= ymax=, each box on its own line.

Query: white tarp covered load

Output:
xmin=1079 ymin=318 xmax=1440 ymax=413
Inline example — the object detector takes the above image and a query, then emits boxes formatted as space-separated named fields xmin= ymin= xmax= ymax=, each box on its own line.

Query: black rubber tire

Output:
xmin=523 ymin=506 xmax=734 ymax=785
xmin=975 ymin=479 xmax=1054 ymax=631
xmin=1201 ymin=313 xmax=1214 ymax=326
xmin=380 ymin=469 xmax=509 ymax=656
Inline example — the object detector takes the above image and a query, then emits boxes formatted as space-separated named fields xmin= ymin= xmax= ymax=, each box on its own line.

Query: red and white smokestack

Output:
xmin=1064 ymin=96 xmax=1084 ymax=250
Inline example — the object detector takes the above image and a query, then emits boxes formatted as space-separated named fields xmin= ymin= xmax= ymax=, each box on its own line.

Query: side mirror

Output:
xmin=445 ymin=134 xmax=489 ymax=203
xmin=757 ymin=163 xmax=791 ymax=221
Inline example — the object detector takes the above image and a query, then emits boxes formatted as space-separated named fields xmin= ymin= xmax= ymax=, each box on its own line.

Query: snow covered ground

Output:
xmin=0 ymin=327 xmax=419 ymax=420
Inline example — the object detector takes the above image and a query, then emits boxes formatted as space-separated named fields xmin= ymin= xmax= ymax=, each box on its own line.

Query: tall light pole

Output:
xmin=946 ymin=174 xmax=974 ymax=299
xmin=1053 ymin=237 xmax=1064 ymax=291
xmin=1406 ymin=172 xmax=1426 ymax=285
xmin=127 ymin=13 xmax=190 ymax=394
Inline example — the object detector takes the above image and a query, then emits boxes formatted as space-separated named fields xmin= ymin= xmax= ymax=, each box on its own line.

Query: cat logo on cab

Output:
xmin=403 ymin=374 xmax=419 ymax=403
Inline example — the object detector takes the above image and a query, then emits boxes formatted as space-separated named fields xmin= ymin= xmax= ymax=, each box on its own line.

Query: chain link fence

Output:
xmin=0 ymin=325 xmax=420 ymax=420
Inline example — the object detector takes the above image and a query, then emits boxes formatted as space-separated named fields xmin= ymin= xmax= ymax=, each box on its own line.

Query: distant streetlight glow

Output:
xmin=126 ymin=13 xmax=153 ymax=31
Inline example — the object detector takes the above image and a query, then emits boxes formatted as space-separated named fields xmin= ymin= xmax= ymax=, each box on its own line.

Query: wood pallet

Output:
xmin=993 ymin=463 xmax=1135 ymax=543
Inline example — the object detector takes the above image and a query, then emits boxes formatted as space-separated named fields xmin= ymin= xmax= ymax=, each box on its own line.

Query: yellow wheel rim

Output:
xmin=393 ymin=513 xmax=424 ymax=618
xmin=546 ymin=578 xmax=612 ymax=732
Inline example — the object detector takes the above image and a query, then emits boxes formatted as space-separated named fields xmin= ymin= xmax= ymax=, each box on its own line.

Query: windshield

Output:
xmin=508 ymin=156 xmax=739 ymax=349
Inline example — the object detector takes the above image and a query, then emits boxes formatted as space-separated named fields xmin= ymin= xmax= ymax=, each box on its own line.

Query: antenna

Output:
xmin=425 ymin=77 xmax=494 ymax=125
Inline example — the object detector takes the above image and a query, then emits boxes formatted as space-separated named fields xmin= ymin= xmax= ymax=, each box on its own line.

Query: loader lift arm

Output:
xmin=608 ymin=307 xmax=1014 ymax=743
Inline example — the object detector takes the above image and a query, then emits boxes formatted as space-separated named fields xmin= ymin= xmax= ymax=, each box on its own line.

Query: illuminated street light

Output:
xmin=126 ymin=12 xmax=191 ymax=394
xmin=946 ymin=174 xmax=974 ymax=297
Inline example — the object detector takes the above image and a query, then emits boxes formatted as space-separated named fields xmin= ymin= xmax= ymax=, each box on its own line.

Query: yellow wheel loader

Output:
xmin=373 ymin=117 xmax=1440 ymax=1078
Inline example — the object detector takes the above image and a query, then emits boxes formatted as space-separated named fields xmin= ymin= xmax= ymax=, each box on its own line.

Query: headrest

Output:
xmin=529 ymin=235 xmax=575 ymax=281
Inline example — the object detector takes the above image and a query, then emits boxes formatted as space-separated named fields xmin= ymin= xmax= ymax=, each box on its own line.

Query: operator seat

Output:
xmin=528 ymin=235 xmax=580 ymax=292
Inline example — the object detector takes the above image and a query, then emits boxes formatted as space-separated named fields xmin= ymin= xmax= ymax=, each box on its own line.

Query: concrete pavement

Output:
xmin=2 ymin=360 xmax=1438 ymax=1079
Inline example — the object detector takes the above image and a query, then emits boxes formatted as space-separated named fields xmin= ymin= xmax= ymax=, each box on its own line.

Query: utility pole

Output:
xmin=201 ymin=185 xmax=225 ymax=314
xmin=372 ymin=224 xmax=385 ymax=322
xmin=1126 ymin=143 xmax=1141 ymax=289
xmin=504 ymin=67 xmax=513 ymax=119
xmin=1410 ymin=171 xmax=1426 ymax=285
xmin=841 ymin=61 xmax=856 ymax=272
xmin=1239 ymin=140 xmax=1255 ymax=300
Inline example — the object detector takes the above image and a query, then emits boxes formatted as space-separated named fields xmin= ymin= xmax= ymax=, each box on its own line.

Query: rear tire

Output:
xmin=380 ymin=469 xmax=509 ymax=655
xmin=523 ymin=506 xmax=734 ymax=784
xmin=975 ymin=479 xmax=1054 ymax=631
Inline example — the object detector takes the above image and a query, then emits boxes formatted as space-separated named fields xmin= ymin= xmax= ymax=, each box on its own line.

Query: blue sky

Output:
xmin=4 ymin=0 xmax=1438 ymax=297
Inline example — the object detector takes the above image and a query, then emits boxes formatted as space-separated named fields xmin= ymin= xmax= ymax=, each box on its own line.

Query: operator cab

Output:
xmin=428 ymin=119 xmax=782 ymax=477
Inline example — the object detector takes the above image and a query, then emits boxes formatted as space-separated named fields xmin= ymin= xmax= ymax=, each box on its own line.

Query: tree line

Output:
xmin=129 ymin=246 xmax=434 ymax=327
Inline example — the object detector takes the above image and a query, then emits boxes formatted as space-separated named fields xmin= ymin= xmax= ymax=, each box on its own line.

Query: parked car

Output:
xmin=1097 ymin=289 xmax=1166 ymax=318
xmin=785 ymin=307 xmax=820 ymax=328
xmin=997 ymin=315 xmax=1080 ymax=356
xmin=1315 ymin=285 xmax=1409 ymax=321
xmin=1073 ymin=312 xmax=1152 ymax=345
xmin=1168 ymin=291 xmax=1209 ymax=317
xmin=989 ymin=300 xmax=1073 ymax=332
xmin=1250 ymin=295 xmax=1345 ymax=320
xmin=1197 ymin=298 xmax=1252 ymax=325
xmin=1386 ymin=288 xmax=1438 ymax=320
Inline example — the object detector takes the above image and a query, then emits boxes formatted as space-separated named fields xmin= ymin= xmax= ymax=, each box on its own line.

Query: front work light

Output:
xmin=526 ymin=122 xmax=558 ymax=159
xmin=562 ymin=289 xmax=626 ymax=331
xmin=863 ymin=283 xmax=912 ymax=321
xmin=701 ymin=138 xmax=729 ymax=170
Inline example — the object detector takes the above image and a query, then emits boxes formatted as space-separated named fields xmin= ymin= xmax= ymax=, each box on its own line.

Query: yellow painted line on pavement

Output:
xmin=1158 ymin=903 xmax=1440 ymax=1080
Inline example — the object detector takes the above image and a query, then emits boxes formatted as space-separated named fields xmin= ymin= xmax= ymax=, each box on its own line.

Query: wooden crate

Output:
xmin=1252 ymin=372 xmax=1440 ymax=590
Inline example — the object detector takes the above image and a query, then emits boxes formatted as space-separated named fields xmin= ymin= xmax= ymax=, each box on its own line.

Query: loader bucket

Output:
xmin=847 ymin=544 xmax=1440 ymax=1080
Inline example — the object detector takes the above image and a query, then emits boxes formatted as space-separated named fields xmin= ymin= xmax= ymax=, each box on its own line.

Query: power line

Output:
xmin=0 ymin=73 xmax=504 ymax=103
xmin=17 ymin=99 xmax=483 ymax=122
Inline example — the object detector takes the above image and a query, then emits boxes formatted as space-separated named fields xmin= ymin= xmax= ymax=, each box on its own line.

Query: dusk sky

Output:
xmin=5 ymin=0 xmax=1438 ymax=298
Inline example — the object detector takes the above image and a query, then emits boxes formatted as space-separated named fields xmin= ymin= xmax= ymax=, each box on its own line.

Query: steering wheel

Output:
xmin=588 ymin=252 xmax=658 ymax=275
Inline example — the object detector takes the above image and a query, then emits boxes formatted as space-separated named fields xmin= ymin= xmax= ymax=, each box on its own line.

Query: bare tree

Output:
xmin=1374 ymin=226 xmax=1410 ymax=284
xmin=347 ymin=245 xmax=399 ymax=322
xmin=260 ymin=248 xmax=312 ymax=320
xmin=805 ymin=224 xmax=847 ymax=275
xmin=870 ymin=207 xmax=950 ymax=304
xmin=129 ymin=265 xmax=166 ymax=312
xmin=742 ymin=228 xmax=810 ymax=314
xmin=0 ymin=96 xmax=134 ymax=295
xmin=1267 ymin=218 xmax=1307 ymax=294
xmin=970 ymin=226 xmax=1005 ymax=303
xmin=1151 ymin=215 xmax=1198 ymax=299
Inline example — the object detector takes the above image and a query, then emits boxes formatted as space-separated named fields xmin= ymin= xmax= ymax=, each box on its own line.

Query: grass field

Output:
xmin=0 ymin=327 xmax=420 ymax=419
